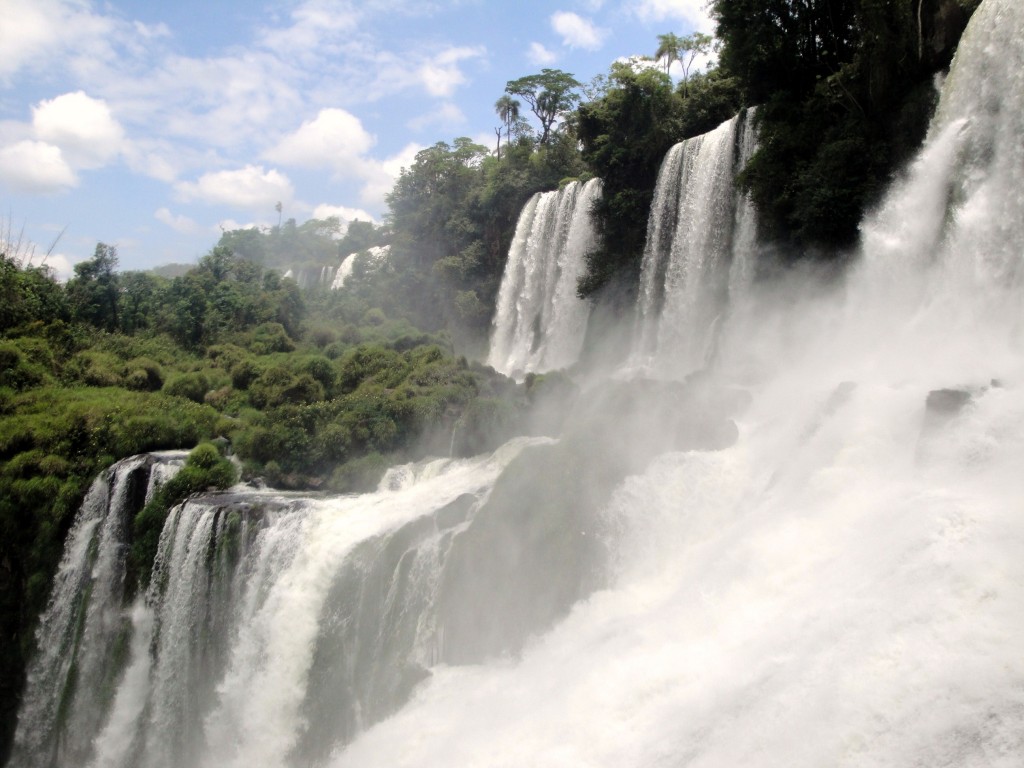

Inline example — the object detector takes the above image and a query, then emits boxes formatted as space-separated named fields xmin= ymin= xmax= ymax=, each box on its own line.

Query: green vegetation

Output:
xmin=710 ymin=0 xmax=975 ymax=254
xmin=0 ymin=7 xmax=978 ymax=756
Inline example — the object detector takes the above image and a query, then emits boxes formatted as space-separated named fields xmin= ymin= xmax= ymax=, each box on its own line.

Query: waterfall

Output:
xmin=635 ymin=109 xmax=759 ymax=377
xmin=487 ymin=179 xmax=600 ymax=378
xmin=332 ymin=246 xmax=390 ymax=290
xmin=12 ymin=453 xmax=185 ymax=768
xmin=13 ymin=1 xmax=1024 ymax=765
xmin=13 ymin=439 xmax=564 ymax=767
xmin=333 ymin=0 xmax=1024 ymax=764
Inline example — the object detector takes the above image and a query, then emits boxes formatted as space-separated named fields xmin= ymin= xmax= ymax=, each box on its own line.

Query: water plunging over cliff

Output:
xmin=12 ymin=1 xmax=1024 ymax=765
xmin=635 ymin=109 xmax=758 ymax=377
xmin=487 ymin=179 xmax=601 ymax=378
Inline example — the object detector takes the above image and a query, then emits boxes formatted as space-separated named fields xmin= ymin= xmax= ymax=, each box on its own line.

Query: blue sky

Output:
xmin=0 ymin=0 xmax=710 ymax=277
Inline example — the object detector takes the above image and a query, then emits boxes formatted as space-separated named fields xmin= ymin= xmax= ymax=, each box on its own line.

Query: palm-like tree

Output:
xmin=655 ymin=33 xmax=684 ymax=75
xmin=494 ymin=95 xmax=520 ymax=158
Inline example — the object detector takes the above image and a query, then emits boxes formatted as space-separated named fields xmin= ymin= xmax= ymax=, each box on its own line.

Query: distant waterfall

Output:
xmin=635 ymin=109 xmax=758 ymax=376
xmin=487 ymin=179 xmax=601 ymax=378
xmin=332 ymin=246 xmax=390 ymax=290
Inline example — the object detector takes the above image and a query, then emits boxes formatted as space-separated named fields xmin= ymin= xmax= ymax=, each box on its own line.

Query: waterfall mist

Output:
xmin=11 ymin=0 xmax=1024 ymax=765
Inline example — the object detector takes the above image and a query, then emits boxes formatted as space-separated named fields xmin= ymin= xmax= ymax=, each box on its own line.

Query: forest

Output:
xmin=0 ymin=0 xmax=977 ymax=760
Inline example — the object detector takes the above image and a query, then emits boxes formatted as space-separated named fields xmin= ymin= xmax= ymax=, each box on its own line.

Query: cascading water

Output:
xmin=635 ymin=108 xmax=759 ymax=377
xmin=331 ymin=245 xmax=390 ymax=290
xmin=13 ymin=439 xmax=567 ymax=768
xmin=13 ymin=1 xmax=1024 ymax=766
xmin=487 ymin=178 xmax=601 ymax=378
xmin=12 ymin=453 xmax=185 ymax=768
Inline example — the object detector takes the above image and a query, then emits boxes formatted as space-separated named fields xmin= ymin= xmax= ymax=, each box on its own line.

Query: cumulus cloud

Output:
xmin=359 ymin=142 xmax=423 ymax=209
xmin=417 ymin=46 xmax=486 ymax=99
xmin=631 ymin=0 xmax=715 ymax=33
xmin=265 ymin=108 xmax=376 ymax=175
xmin=0 ymin=140 xmax=77 ymax=193
xmin=40 ymin=252 xmax=79 ymax=281
xmin=312 ymin=203 xmax=377 ymax=226
xmin=32 ymin=91 xmax=124 ymax=169
xmin=527 ymin=42 xmax=559 ymax=66
xmin=550 ymin=12 xmax=607 ymax=50
xmin=155 ymin=207 xmax=200 ymax=234
xmin=175 ymin=165 xmax=294 ymax=212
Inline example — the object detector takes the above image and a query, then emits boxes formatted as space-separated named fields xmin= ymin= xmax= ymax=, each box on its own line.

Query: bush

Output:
xmin=123 ymin=357 xmax=164 ymax=391
xmin=328 ymin=452 xmax=389 ymax=493
xmin=128 ymin=442 xmax=236 ymax=591
xmin=249 ymin=322 xmax=294 ymax=354
xmin=163 ymin=371 xmax=211 ymax=403
xmin=64 ymin=350 xmax=123 ymax=387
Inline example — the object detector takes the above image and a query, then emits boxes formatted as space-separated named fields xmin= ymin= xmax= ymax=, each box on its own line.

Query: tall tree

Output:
xmin=66 ymin=243 xmax=121 ymax=331
xmin=657 ymin=32 xmax=714 ymax=95
xmin=655 ymin=32 xmax=684 ymax=75
xmin=504 ymin=69 xmax=581 ymax=145
xmin=493 ymin=95 xmax=521 ymax=158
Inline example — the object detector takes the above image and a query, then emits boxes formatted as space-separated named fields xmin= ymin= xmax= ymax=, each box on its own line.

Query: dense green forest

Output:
xmin=0 ymin=0 xmax=975 ymax=759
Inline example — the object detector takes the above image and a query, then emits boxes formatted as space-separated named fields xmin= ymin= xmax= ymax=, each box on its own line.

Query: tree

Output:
xmin=504 ymin=69 xmax=581 ymax=145
xmin=657 ymin=32 xmax=714 ymax=95
xmin=66 ymin=243 xmax=121 ymax=332
xmin=655 ymin=32 xmax=684 ymax=75
xmin=493 ymin=95 xmax=521 ymax=159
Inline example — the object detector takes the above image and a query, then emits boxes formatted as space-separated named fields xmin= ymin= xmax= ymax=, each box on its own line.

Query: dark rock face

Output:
xmin=925 ymin=388 xmax=972 ymax=417
xmin=920 ymin=0 xmax=975 ymax=70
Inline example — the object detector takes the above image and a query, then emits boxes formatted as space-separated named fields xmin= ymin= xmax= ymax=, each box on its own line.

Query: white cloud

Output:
xmin=632 ymin=0 xmax=715 ymax=33
xmin=0 ymin=140 xmax=77 ymax=193
xmin=527 ymin=42 xmax=559 ymax=66
xmin=32 ymin=91 xmax=124 ymax=169
xmin=175 ymin=165 xmax=294 ymax=212
xmin=551 ymin=12 xmax=607 ymax=50
xmin=155 ymin=207 xmax=200 ymax=234
xmin=121 ymin=140 xmax=181 ymax=183
xmin=417 ymin=46 xmax=486 ymax=98
xmin=41 ymin=252 xmax=78 ymax=281
xmin=0 ymin=0 xmax=118 ymax=81
xmin=408 ymin=102 xmax=466 ymax=133
xmin=259 ymin=0 xmax=360 ymax=59
xmin=217 ymin=218 xmax=269 ymax=234
xmin=312 ymin=204 xmax=377 ymax=226
xmin=359 ymin=142 xmax=423 ymax=209
xmin=265 ymin=108 xmax=376 ymax=175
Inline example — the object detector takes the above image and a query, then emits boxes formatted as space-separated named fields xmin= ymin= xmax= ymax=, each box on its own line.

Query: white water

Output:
xmin=635 ymin=109 xmax=759 ymax=377
xmin=331 ymin=245 xmax=390 ymax=290
xmin=14 ymin=2 xmax=1024 ymax=765
xmin=327 ymin=1 xmax=1024 ymax=765
xmin=487 ymin=179 xmax=600 ymax=377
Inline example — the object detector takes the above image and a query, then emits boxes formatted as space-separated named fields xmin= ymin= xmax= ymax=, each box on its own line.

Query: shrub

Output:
xmin=123 ymin=357 xmax=164 ymax=391
xmin=64 ymin=350 xmax=123 ymax=387
xmin=128 ymin=442 xmax=236 ymax=591
xmin=163 ymin=371 xmax=211 ymax=403
xmin=249 ymin=322 xmax=294 ymax=354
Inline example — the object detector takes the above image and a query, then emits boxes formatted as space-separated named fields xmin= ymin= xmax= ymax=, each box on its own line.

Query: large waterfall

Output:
xmin=487 ymin=178 xmax=600 ymax=378
xmin=635 ymin=109 xmax=758 ymax=377
xmin=11 ymin=0 xmax=1024 ymax=765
